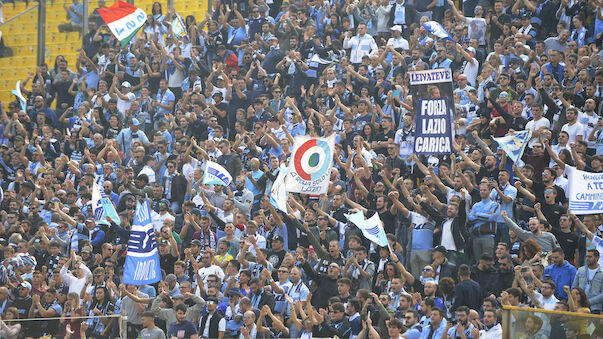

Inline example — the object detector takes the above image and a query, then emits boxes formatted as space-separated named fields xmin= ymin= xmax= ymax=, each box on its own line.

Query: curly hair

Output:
xmin=519 ymin=239 xmax=541 ymax=263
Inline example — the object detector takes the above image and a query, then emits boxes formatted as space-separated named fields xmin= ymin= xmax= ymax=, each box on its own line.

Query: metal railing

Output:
xmin=502 ymin=305 xmax=603 ymax=339
xmin=0 ymin=3 xmax=39 ymax=28
xmin=3 ymin=314 xmax=127 ymax=338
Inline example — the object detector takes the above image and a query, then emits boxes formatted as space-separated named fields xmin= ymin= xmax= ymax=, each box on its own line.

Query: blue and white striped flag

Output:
xmin=422 ymin=21 xmax=455 ymax=42
xmin=122 ymin=200 xmax=161 ymax=285
xmin=346 ymin=211 xmax=389 ymax=247
xmin=92 ymin=182 xmax=120 ymax=225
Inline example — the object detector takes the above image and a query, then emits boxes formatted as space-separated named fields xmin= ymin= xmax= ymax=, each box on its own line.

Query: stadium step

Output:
xmin=0 ymin=0 xmax=209 ymax=103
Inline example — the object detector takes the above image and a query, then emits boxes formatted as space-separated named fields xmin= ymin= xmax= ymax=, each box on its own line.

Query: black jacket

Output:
xmin=199 ymin=311 xmax=224 ymax=339
xmin=252 ymin=290 xmax=275 ymax=311
xmin=438 ymin=260 xmax=458 ymax=282
xmin=161 ymin=173 xmax=187 ymax=204
xmin=420 ymin=199 xmax=468 ymax=251
xmin=217 ymin=153 xmax=243 ymax=178
xmin=302 ymin=261 xmax=339 ymax=310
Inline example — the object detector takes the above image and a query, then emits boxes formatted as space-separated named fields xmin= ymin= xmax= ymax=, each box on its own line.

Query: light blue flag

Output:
xmin=493 ymin=130 xmax=532 ymax=164
xmin=11 ymin=81 xmax=27 ymax=112
xmin=346 ymin=211 xmax=389 ymax=247
xmin=270 ymin=164 xmax=289 ymax=213
xmin=203 ymin=161 xmax=233 ymax=186
xmin=422 ymin=21 xmax=455 ymax=42
xmin=92 ymin=182 xmax=120 ymax=225
xmin=122 ymin=199 xmax=161 ymax=285
xmin=172 ymin=14 xmax=188 ymax=41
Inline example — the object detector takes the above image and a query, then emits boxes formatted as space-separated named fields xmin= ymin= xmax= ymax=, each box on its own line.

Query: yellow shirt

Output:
xmin=215 ymin=253 xmax=233 ymax=264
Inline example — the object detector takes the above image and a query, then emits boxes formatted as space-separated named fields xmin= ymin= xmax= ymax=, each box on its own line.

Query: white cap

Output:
xmin=121 ymin=81 xmax=131 ymax=88
xmin=390 ymin=25 xmax=402 ymax=32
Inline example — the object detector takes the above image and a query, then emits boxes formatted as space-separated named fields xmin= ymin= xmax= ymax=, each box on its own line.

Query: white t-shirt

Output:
xmin=117 ymin=92 xmax=136 ymax=117
xmin=387 ymin=36 xmax=410 ymax=50
xmin=196 ymin=265 xmax=225 ymax=293
xmin=462 ymin=57 xmax=480 ymax=87
xmin=578 ymin=112 xmax=599 ymax=148
xmin=466 ymin=18 xmax=487 ymax=45
xmin=441 ymin=219 xmax=456 ymax=251
xmin=139 ymin=165 xmax=156 ymax=183
xmin=151 ymin=211 xmax=175 ymax=232
xmin=561 ymin=121 xmax=585 ymax=143
xmin=526 ymin=118 xmax=551 ymax=148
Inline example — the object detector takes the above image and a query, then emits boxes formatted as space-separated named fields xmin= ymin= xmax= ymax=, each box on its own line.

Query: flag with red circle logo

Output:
xmin=286 ymin=135 xmax=335 ymax=194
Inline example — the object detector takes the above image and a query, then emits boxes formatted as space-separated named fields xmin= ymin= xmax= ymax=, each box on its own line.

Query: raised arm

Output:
xmin=571 ymin=213 xmax=593 ymax=240
xmin=453 ymin=141 xmax=481 ymax=171
xmin=513 ymin=163 xmax=534 ymax=188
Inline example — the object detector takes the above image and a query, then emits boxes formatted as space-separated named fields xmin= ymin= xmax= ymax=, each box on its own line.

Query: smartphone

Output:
xmin=540 ymin=251 xmax=548 ymax=257
xmin=309 ymin=245 xmax=314 ymax=255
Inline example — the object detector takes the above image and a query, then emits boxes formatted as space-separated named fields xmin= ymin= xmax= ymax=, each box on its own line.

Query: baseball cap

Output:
xmin=130 ymin=118 xmax=140 ymax=126
xmin=172 ymin=294 xmax=185 ymax=300
xmin=390 ymin=25 xmax=402 ymax=32
xmin=20 ymin=281 xmax=32 ymax=290
xmin=433 ymin=245 xmax=447 ymax=257
xmin=191 ymin=239 xmax=202 ymax=246
xmin=81 ymin=246 xmax=93 ymax=253
xmin=121 ymin=81 xmax=131 ymax=88
xmin=85 ymin=218 xmax=95 ymax=224
xmin=159 ymin=239 xmax=169 ymax=246
xmin=273 ymin=235 xmax=284 ymax=243
xmin=227 ymin=288 xmax=242 ymax=296
xmin=466 ymin=46 xmax=476 ymax=54
xmin=190 ymin=208 xmax=202 ymax=216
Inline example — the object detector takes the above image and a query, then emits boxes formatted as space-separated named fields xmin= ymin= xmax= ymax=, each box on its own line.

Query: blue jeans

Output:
xmin=170 ymin=201 xmax=181 ymax=214
xmin=495 ymin=222 xmax=510 ymax=247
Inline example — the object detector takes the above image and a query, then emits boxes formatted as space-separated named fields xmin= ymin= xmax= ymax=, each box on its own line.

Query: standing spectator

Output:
xmin=572 ymin=249 xmax=603 ymax=313
xmin=140 ymin=311 xmax=166 ymax=339
xmin=343 ymin=23 xmax=378 ymax=66
xmin=545 ymin=247 xmax=578 ymax=300
xmin=453 ymin=265 xmax=481 ymax=312
xmin=59 ymin=0 xmax=84 ymax=33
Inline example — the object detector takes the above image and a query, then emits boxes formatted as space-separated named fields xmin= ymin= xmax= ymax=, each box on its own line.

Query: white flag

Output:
xmin=346 ymin=211 xmax=389 ymax=247
xmin=270 ymin=164 xmax=289 ymax=213
xmin=203 ymin=161 xmax=233 ymax=186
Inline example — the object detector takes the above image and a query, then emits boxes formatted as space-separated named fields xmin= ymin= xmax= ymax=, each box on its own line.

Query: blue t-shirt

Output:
xmin=168 ymin=320 xmax=197 ymax=338
xmin=246 ymin=170 xmax=264 ymax=200
xmin=155 ymin=89 xmax=175 ymax=117
xmin=404 ymin=326 xmax=422 ymax=339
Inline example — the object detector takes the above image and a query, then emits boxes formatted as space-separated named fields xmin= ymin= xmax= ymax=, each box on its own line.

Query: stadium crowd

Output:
xmin=0 ymin=0 xmax=603 ymax=338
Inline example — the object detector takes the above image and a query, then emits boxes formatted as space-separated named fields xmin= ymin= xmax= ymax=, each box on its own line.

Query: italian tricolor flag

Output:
xmin=98 ymin=1 xmax=147 ymax=47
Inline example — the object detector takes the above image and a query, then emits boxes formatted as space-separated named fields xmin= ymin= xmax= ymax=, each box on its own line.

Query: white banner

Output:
xmin=285 ymin=135 xmax=335 ymax=194
xmin=567 ymin=166 xmax=603 ymax=215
